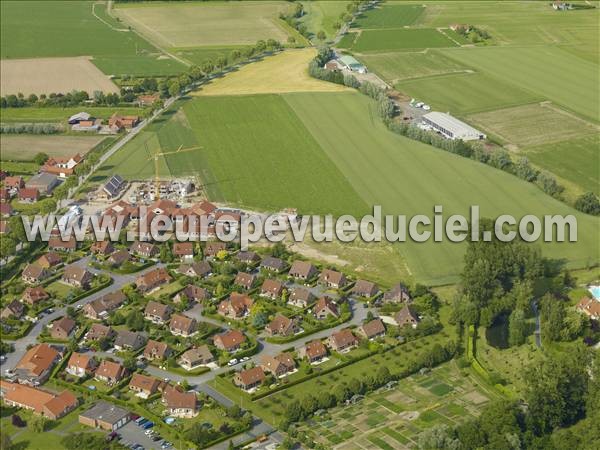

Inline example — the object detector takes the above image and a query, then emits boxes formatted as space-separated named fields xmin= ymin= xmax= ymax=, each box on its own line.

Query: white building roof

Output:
xmin=422 ymin=112 xmax=485 ymax=140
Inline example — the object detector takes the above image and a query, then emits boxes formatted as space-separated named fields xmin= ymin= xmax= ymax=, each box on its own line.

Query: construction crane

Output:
xmin=146 ymin=144 xmax=202 ymax=199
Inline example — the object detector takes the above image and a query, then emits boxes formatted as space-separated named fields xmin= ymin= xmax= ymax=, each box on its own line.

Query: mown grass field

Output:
xmin=467 ymin=103 xmax=599 ymax=148
xmin=524 ymin=135 xmax=600 ymax=195
xmin=283 ymin=92 xmax=599 ymax=284
xmin=0 ymin=106 xmax=144 ymax=123
xmin=352 ymin=28 xmax=457 ymax=53
xmin=443 ymin=46 xmax=599 ymax=122
xmin=114 ymin=1 xmax=291 ymax=47
xmin=396 ymin=72 xmax=542 ymax=115
xmin=299 ymin=1 xmax=351 ymax=40
xmin=0 ymin=135 xmax=106 ymax=161
xmin=359 ymin=50 xmax=469 ymax=83
xmin=0 ymin=1 xmax=185 ymax=76
xmin=353 ymin=4 xmax=424 ymax=29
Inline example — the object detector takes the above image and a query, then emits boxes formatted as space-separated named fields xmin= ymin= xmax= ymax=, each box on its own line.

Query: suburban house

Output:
xmin=0 ymin=381 xmax=78 ymax=420
xmin=79 ymin=401 xmax=130 ymax=431
xmin=204 ymin=241 xmax=226 ymax=259
xmin=213 ymin=329 xmax=246 ymax=352
xmin=48 ymin=236 xmax=77 ymax=253
xmin=50 ymin=316 xmax=76 ymax=340
xmin=236 ymin=251 xmax=260 ymax=265
xmin=14 ymin=343 xmax=62 ymax=386
xmin=234 ymin=367 xmax=265 ymax=391
xmin=36 ymin=252 xmax=62 ymax=270
xmin=218 ymin=293 xmax=254 ymax=319
xmin=298 ymin=340 xmax=328 ymax=364
xmin=169 ymin=314 xmax=197 ymax=337
xmin=172 ymin=242 xmax=194 ymax=261
xmin=352 ymin=280 xmax=379 ymax=298
xmin=1 ymin=300 xmax=24 ymax=319
xmin=384 ymin=283 xmax=412 ymax=303
xmin=260 ymin=353 xmax=296 ymax=378
xmin=174 ymin=285 xmax=209 ymax=303
xmin=136 ymin=268 xmax=172 ymax=293
xmin=114 ymin=330 xmax=146 ymax=351
xmin=260 ymin=279 xmax=284 ymax=299
xmin=66 ymin=352 xmax=97 ymax=377
xmin=95 ymin=360 xmax=126 ymax=385
xmin=179 ymin=345 xmax=214 ymax=370
xmin=18 ymin=187 xmax=39 ymax=203
xmin=85 ymin=323 xmax=115 ymax=342
xmin=129 ymin=373 xmax=163 ymax=399
xmin=176 ymin=261 xmax=212 ymax=278
xmin=144 ymin=301 xmax=172 ymax=324
xmin=328 ymin=329 xmax=359 ymax=353
xmin=265 ymin=314 xmax=298 ymax=337
xmin=314 ymin=296 xmax=339 ymax=320
xmin=107 ymin=249 xmax=130 ymax=266
xmin=21 ymin=263 xmax=50 ymax=284
xmin=162 ymin=386 xmax=198 ymax=418
xmin=260 ymin=256 xmax=286 ymax=272
xmin=288 ymin=287 xmax=315 ymax=308
xmin=83 ymin=291 xmax=126 ymax=320
xmin=130 ymin=241 xmax=158 ymax=258
xmin=61 ymin=265 xmax=93 ymax=289
xmin=91 ymin=240 xmax=114 ymax=256
xmin=288 ymin=261 xmax=317 ymax=281
xmin=318 ymin=269 xmax=347 ymax=289
xmin=21 ymin=286 xmax=50 ymax=305
xmin=576 ymin=297 xmax=600 ymax=320
xmin=143 ymin=340 xmax=172 ymax=361
xmin=395 ymin=305 xmax=420 ymax=328
xmin=359 ymin=318 xmax=386 ymax=340
xmin=234 ymin=272 xmax=256 ymax=290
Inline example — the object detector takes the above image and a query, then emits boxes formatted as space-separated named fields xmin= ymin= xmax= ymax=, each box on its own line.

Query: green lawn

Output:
xmin=0 ymin=1 xmax=185 ymax=75
xmin=0 ymin=106 xmax=145 ymax=123
xmin=283 ymin=91 xmax=600 ymax=284
xmin=299 ymin=1 xmax=351 ymax=40
xmin=352 ymin=28 xmax=457 ymax=53
xmin=396 ymin=72 xmax=542 ymax=115
xmin=443 ymin=46 xmax=599 ymax=122
xmin=353 ymin=4 xmax=425 ymax=29
xmin=524 ymin=135 xmax=600 ymax=195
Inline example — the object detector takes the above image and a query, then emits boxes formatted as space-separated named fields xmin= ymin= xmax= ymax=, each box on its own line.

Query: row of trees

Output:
xmin=0 ymin=123 xmax=61 ymax=134
xmin=1 ymin=90 xmax=123 ymax=109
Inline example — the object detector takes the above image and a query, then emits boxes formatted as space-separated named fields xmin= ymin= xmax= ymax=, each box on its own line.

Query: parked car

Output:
xmin=136 ymin=418 xmax=147 ymax=426
xmin=130 ymin=414 xmax=140 ymax=421
xmin=142 ymin=421 xmax=154 ymax=429
xmin=228 ymin=358 xmax=238 ymax=366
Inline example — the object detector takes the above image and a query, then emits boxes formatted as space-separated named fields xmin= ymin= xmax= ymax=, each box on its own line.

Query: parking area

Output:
xmin=118 ymin=421 xmax=169 ymax=450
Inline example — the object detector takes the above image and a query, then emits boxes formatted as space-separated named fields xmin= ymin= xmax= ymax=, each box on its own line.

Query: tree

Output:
xmin=508 ymin=308 xmax=526 ymax=346
xmin=0 ymin=236 xmax=16 ymax=260
xmin=28 ymin=415 xmax=47 ymax=433
xmin=540 ymin=294 xmax=564 ymax=342
xmin=515 ymin=157 xmax=537 ymax=182
xmin=317 ymin=30 xmax=326 ymax=40
xmin=126 ymin=310 xmax=145 ymax=331
xmin=574 ymin=191 xmax=600 ymax=215
xmin=168 ymin=81 xmax=181 ymax=98
xmin=417 ymin=424 xmax=460 ymax=449
xmin=0 ymin=434 xmax=12 ymax=450
xmin=33 ymin=152 xmax=49 ymax=165
xmin=123 ymin=357 xmax=137 ymax=371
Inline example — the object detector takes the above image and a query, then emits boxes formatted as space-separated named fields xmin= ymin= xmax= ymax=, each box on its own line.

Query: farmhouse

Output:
xmin=213 ymin=329 xmax=246 ymax=352
xmin=14 ymin=343 xmax=62 ymax=386
xmin=137 ymin=94 xmax=160 ymax=107
xmin=288 ymin=287 xmax=315 ymax=308
xmin=25 ymin=172 xmax=60 ymax=194
xmin=234 ymin=367 xmax=265 ymax=391
xmin=0 ymin=381 xmax=78 ymax=420
xmin=179 ymin=345 xmax=214 ymax=370
xmin=422 ymin=112 xmax=486 ymax=141
xmin=260 ymin=279 xmax=284 ymax=299
xmin=289 ymin=261 xmax=317 ymax=281
xmin=41 ymin=154 xmax=83 ymax=177
xmin=298 ymin=340 xmax=327 ymax=363
xmin=108 ymin=114 xmax=140 ymax=131
xmin=79 ymin=401 xmax=130 ymax=431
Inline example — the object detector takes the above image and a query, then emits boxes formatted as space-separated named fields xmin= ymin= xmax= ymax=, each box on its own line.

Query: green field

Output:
xmin=443 ymin=46 xmax=599 ymax=122
xmin=299 ymin=1 xmax=351 ymax=40
xmin=283 ymin=92 xmax=599 ymax=284
xmin=524 ymin=135 xmax=600 ymax=195
xmin=353 ymin=4 xmax=425 ymax=29
xmin=360 ymin=50 xmax=469 ymax=83
xmin=352 ymin=28 xmax=457 ymax=53
xmin=0 ymin=106 xmax=145 ymax=123
xmin=0 ymin=1 xmax=185 ymax=76
xmin=396 ymin=72 xmax=542 ymax=115
xmin=337 ymin=32 xmax=359 ymax=49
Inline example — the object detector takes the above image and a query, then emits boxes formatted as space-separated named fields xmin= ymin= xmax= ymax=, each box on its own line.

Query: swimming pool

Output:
xmin=589 ymin=285 xmax=600 ymax=300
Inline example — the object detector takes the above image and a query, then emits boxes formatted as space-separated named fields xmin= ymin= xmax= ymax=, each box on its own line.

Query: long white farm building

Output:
xmin=422 ymin=112 xmax=486 ymax=141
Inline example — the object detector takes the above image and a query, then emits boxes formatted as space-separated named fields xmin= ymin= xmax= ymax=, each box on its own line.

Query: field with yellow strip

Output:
xmin=193 ymin=49 xmax=351 ymax=96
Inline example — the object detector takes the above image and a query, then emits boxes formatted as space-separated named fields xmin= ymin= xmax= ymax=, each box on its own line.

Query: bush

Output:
xmin=574 ymin=191 xmax=600 ymax=216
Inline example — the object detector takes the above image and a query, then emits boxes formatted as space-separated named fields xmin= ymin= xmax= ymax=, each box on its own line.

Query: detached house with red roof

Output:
xmin=0 ymin=381 xmax=78 ymax=420
xmin=234 ymin=367 xmax=265 ymax=391
xmin=14 ymin=343 xmax=62 ymax=386
xmin=67 ymin=352 xmax=97 ymax=378
xmin=218 ymin=293 xmax=253 ymax=319
xmin=298 ymin=340 xmax=328 ymax=364
xmin=18 ymin=187 xmax=39 ymax=203
xmin=213 ymin=329 xmax=246 ymax=352
xmin=328 ymin=329 xmax=358 ymax=353
xmin=318 ymin=269 xmax=347 ymax=289
xmin=95 ymin=360 xmax=126 ymax=385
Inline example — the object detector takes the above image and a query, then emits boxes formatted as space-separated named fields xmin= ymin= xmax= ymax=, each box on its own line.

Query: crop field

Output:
xmin=0 ymin=1 xmax=185 ymax=76
xmin=396 ymin=72 xmax=542 ymax=116
xmin=0 ymin=135 xmax=106 ymax=161
xmin=352 ymin=28 xmax=457 ymax=53
xmin=0 ymin=106 xmax=144 ymax=123
xmin=353 ymin=4 xmax=425 ymax=29
xmin=467 ymin=103 xmax=599 ymax=148
xmin=359 ymin=50 xmax=470 ymax=83
xmin=114 ymin=1 xmax=291 ymax=47
xmin=295 ymin=362 xmax=495 ymax=449
xmin=337 ymin=32 xmax=359 ymax=49
xmin=524 ymin=135 xmax=600 ymax=196
xmin=299 ymin=1 xmax=351 ymax=40
xmin=284 ymin=92 xmax=599 ymax=284
xmin=0 ymin=56 xmax=119 ymax=95
xmin=444 ymin=46 xmax=599 ymax=122
xmin=194 ymin=49 xmax=351 ymax=96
